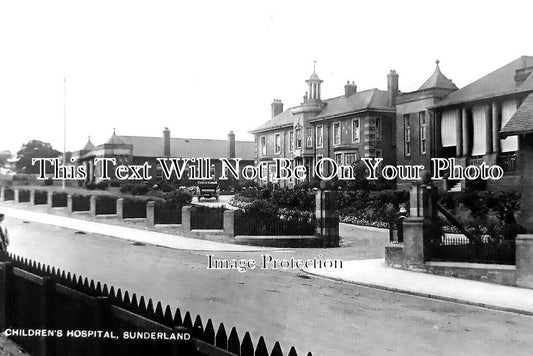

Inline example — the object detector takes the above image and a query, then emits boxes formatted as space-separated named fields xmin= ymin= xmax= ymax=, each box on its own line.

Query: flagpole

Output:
xmin=62 ymin=77 xmax=66 ymax=190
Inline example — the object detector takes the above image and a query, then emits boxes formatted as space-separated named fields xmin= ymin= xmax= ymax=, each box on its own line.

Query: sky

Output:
xmin=0 ymin=0 xmax=532 ymax=154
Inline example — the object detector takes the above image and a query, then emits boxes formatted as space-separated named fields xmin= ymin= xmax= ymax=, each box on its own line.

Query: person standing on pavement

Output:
xmin=0 ymin=214 xmax=9 ymax=252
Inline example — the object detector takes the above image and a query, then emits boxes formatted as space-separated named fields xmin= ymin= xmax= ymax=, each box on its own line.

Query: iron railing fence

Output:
xmin=426 ymin=236 xmax=515 ymax=265
xmin=190 ymin=206 xmax=224 ymax=230
xmin=235 ymin=214 xmax=315 ymax=236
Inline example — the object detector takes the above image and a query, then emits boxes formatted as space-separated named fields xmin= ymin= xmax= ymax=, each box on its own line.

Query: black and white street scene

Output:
xmin=1 ymin=1 xmax=533 ymax=355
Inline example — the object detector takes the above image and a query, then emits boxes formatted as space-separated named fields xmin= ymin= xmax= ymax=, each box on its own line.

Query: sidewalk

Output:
xmin=304 ymin=258 xmax=533 ymax=316
xmin=0 ymin=205 xmax=271 ymax=252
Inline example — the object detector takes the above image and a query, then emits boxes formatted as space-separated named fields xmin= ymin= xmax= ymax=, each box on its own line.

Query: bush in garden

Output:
xmin=43 ymin=177 xmax=54 ymax=186
xmin=437 ymin=190 xmax=524 ymax=241
xmin=109 ymin=180 xmax=122 ymax=187
xmin=95 ymin=180 xmax=109 ymax=190
xmin=120 ymin=182 xmax=150 ymax=195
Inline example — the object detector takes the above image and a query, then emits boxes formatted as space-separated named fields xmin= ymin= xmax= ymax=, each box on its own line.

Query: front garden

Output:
xmin=229 ymin=181 xmax=525 ymax=243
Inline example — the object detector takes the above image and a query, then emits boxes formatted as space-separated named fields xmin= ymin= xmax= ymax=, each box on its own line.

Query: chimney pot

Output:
xmin=387 ymin=70 xmax=399 ymax=106
xmin=344 ymin=81 xmax=357 ymax=97
xmin=228 ymin=131 xmax=236 ymax=158
xmin=163 ymin=127 xmax=171 ymax=157
xmin=271 ymin=99 xmax=284 ymax=118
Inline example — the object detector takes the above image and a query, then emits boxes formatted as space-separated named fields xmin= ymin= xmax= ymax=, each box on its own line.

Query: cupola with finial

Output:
xmin=305 ymin=60 xmax=323 ymax=103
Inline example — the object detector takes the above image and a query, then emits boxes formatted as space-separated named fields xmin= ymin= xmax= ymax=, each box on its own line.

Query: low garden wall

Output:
xmin=0 ymin=186 xmax=340 ymax=248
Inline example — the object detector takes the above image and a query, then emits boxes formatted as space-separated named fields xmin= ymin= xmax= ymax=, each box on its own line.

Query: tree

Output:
xmin=16 ymin=140 xmax=61 ymax=174
xmin=0 ymin=150 xmax=11 ymax=167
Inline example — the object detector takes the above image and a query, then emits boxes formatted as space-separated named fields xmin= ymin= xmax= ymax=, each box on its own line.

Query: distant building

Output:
xmin=71 ymin=128 xmax=255 ymax=183
xmin=250 ymin=69 xmax=398 ymax=187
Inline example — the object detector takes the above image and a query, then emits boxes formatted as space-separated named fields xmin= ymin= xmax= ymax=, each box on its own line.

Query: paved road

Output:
xmin=5 ymin=216 xmax=533 ymax=356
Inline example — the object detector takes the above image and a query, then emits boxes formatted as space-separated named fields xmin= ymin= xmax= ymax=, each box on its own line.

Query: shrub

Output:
xmin=120 ymin=182 xmax=150 ymax=196
xmin=43 ymin=177 xmax=54 ymax=186
xmin=86 ymin=181 xmax=96 ymax=190
xmin=95 ymin=180 xmax=109 ymax=190
xmin=236 ymin=186 xmax=315 ymax=211
xmin=149 ymin=189 xmax=192 ymax=208
xmin=437 ymin=190 xmax=524 ymax=241
xmin=109 ymin=180 xmax=122 ymax=187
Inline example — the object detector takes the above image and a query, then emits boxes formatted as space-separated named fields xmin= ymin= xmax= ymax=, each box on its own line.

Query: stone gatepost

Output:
xmin=89 ymin=196 xmax=96 ymax=217
xmin=0 ymin=187 xmax=4 ymax=201
xmin=315 ymin=182 xmax=339 ymax=248
xmin=182 ymin=206 xmax=192 ymax=232
xmin=14 ymin=189 xmax=20 ymax=203
xmin=403 ymin=179 xmax=433 ymax=267
xmin=116 ymin=198 xmax=124 ymax=220
xmin=223 ymin=210 xmax=236 ymax=237
xmin=46 ymin=192 xmax=53 ymax=212
xmin=516 ymin=234 xmax=533 ymax=289
xmin=30 ymin=190 xmax=35 ymax=205
xmin=67 ymin=194 xmax=73 ymax=214
xmin=146 ymin=201 xmax=155 ymax=227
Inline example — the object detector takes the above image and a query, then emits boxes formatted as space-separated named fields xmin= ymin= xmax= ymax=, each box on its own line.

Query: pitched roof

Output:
xmin=418 ymin=61 xmax=457 ymax=91
xmin=500 ymin=93 xmax=533 ymax=137
xmin=314 ymin=89 xmax=394 ymax=120
xmin=118 ymin=136 xmax=255 ymax=160
xmin=250 ymin=107 xmax=296 ymax=133
xmin=105 ymin=130 xmax=125 ymax=145
xmin=251 ymin=88 xmax=394 ymax=133
xmin=81 ymin=138 xmax=95 ymax=151
xmin=433 ymin=56 xmax=533 ymax=108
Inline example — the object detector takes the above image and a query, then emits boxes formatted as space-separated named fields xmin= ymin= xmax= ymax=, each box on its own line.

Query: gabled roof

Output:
xmin=500 ymin=93 xmax=533 ymax=137
xmin=313 ymin=89 xmax=394 ymax=120
xmin=251 ymin=88 xmax=394 ymax=133
xmin=250 ymin=107 xmax=296 ymax=133
xmin=418 ymin=61 xmax=457 ymax=91
xmin=118 ymin=136 xmax=255 ymax=160
xmin=433 ymin=56 xmax=533 ymax=108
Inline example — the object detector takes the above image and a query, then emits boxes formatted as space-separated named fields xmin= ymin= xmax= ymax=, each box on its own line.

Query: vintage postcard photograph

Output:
xmin=1 ymin=1 xmax=533 ymax=355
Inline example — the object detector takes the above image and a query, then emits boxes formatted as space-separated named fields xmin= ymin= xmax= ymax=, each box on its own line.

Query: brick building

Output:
xmin=71 ymin=128 xmax=255 ymax=183
xmin=250 ymin=69 xmax=398 ymax=187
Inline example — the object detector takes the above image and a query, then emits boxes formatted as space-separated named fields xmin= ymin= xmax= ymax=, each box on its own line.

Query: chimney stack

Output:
xmin=228 ymin=131 xmax=236 ymax=158
xmin=163 ymin=127 xmax=171 ymax=157
xmin=514 ymin=56 xmax=533 ymax=87
xmin=271 ymin=99 xmax=284 ymax=118
xmin=344 ymin=81 xmax=357 ymax=97
xmin=387 ymin=70 xmax=399 ymax=106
